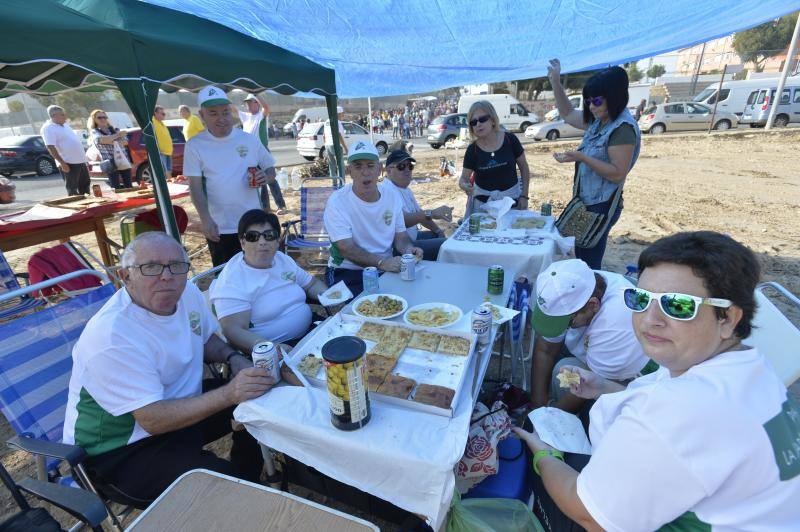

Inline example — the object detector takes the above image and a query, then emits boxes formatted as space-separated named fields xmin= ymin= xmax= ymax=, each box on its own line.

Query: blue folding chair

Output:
xmin=0 ymin=271 xmax=131 ymax=531
xmin=0 ymin=249 xmax=46 ymax=321
xmin=281 ymin=176 xmax=343 ymax=266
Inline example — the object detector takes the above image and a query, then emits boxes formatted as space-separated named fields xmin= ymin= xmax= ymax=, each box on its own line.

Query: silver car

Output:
xmin=638 ymin=102 xmax=738 ymax=134
xmin=524 ymin=118 xmax=584 ymax=141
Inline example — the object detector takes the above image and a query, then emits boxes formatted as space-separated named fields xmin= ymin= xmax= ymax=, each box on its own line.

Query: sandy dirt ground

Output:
xmin=1 ymin=127 xmax=798 ymax=528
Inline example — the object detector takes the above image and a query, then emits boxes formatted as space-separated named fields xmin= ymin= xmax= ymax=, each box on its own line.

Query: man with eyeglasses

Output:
xmin=379 ymin=148 xmax=452 ymax=261
xmin=63 ymin=232 xmax=272 ymax=503
xmin=529 ymin=259 xmax=651 ymax=414
xmin=185 ymin=86 xmax=277 ymax=266
xmin=323 ymin=141 xmax=422 ymax=294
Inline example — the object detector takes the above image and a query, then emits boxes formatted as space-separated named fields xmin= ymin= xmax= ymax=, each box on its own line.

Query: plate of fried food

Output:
xmin=403 ymin=302 xmax=463 ymax=329
xmin=353 ymin=294 xmax=408 ymax=320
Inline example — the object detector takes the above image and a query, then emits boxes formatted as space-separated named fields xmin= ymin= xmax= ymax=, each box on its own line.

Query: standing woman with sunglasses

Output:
xmin=514 ymin=231 xmax=800 ymax=530
xmin=87 ymin=109 xmax=132 ymax=189
xmin=210 ymin=209 xmax=328 ymax=351
xmin=548 ymin=59 xmax=641 ymax=269
xmin=459 ymin=101 xmax=530 ymax=214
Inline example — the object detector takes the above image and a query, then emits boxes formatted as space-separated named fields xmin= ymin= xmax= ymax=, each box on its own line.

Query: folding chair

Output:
xmin=0 ymin=250 xmax=46 ymax=321
xmin=27 ymin=241 xmax=120 ymax=298
xmin=495 ymin=277 xmax=533 ymax=391
xmin=0 ymin=461 xmax=106 ymax=532
xmin=281 ymin=176 xmax=343 ymax=267
xmin=750 ymin=282 xmax=800 ymax=387
xmin=0 ymin=272 xmax=135 ymax=531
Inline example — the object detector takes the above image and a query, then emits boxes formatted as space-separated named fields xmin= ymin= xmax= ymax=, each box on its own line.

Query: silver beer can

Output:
xmin=471 ymin=306 xmax=493 ymax=349
xmin=252 ymin=341 xmax=280 ymax=382
xmin=400 ymin=254 xmax=416 ymax=281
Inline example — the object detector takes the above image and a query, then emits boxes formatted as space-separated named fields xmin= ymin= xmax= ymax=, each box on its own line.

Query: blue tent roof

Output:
xmin=143 ymin=0 xmax=799 ymax=97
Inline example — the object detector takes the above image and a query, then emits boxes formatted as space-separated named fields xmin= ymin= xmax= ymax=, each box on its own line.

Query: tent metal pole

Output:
xmin=368 ymin=97 xmax=374 ymax=144
xmin=325 ymin=94 xmax=344 ymax=183
xmin=707 ymin=64 xmax=728 ymax=134
xmin=766 ymin=14 xmax=800 ymax=130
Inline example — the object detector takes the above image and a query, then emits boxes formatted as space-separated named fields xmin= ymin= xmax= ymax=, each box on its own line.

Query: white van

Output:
xmin=107 ymin=112 xmax=134 ymax=130
xmin=457 ymin=94 xmax=539 ymax=132
xmin=741 ymin=82 xmax=800 ymax=127
xmin=283 ymin=106 xmax=330 ymax=134
xmin=693 ymin=77 xmax=800 ymax=117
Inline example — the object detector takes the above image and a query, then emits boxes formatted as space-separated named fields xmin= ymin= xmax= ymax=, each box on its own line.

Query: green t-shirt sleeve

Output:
xmin=608 ymin=123 xmax=636 ymax=146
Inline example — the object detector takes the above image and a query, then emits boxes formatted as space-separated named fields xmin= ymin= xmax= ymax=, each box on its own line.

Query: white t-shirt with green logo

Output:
xmin=577 ymin=347 xmax=800 ymax=530
xmin=209 ymin=251 xmax=313 ymax=343
xmin=183 ymin=128 xmax=276 ymax=234
xmin=62 ymin=283 xmax=217 ymax=456
xmin=324 ymin=183 xmax=405 ymax=270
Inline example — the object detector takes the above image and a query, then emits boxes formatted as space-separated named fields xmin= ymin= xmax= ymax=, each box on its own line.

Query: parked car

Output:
xmin=426 ymin=113 xmax=467 ymax=149
xmin=296 ymin=121 xmax=390 ymax=160
xmin=740 ymin=85 xmax=800 ymax=127
xmin=89 ymin=125 xmax=186 ymax=183
xmin=639 ymin=102 xmax=738 ymax=134
xmin=0 ymin=135 xmax=57 ymax=177
xmin=524 ymin=118 xmax=584 ymax=141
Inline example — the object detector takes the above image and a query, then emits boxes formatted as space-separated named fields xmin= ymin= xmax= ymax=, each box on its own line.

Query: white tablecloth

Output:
xmin=438 ymin=215 xmax=572 ymax=282
xmin=234 ymin=262 xmax=512 ymax=530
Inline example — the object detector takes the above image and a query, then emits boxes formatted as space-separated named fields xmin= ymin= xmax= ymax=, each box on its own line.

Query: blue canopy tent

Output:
xmin=145 ymin=0 xmax=799 ymax=97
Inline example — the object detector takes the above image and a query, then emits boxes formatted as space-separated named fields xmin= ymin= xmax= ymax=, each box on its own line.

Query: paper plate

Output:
xmin=352 ymin=293 xmax=408 ymax=320
xmin=403 ymin=302 xmax=463 ymax=329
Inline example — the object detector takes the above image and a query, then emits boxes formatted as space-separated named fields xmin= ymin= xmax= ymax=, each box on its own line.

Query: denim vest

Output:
xmin=576 ymin=108 xmax=641 ymax=205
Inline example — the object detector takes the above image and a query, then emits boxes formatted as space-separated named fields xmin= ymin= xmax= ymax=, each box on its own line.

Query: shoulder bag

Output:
xmin=555 ymin=172 xmax=622 ymax=249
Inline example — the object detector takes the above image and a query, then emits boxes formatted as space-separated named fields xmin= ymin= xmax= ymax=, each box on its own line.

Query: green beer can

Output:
xmin=487 ymin=265 xmax=504 ymax=295
xmin=469 ymin=213 xmax=482 ymax=234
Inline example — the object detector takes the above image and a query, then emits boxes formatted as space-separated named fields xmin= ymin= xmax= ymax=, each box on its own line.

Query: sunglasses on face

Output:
xmin=585 ymin=96 xmax=605 ymax=107
xmin=96 ymin=116 xmax=108 ymax=120
xmin=622 ymin=287 xmax=731 ymax=321
xmin=469 ymin=115 xmax=491 ymax=127
xmin=243 ymin=229 xmax=279 ymax=243
xmin=392 ymin=162 xmax=415 ymax=171
xmin=133 ymin=261 xmax=190 ymax=276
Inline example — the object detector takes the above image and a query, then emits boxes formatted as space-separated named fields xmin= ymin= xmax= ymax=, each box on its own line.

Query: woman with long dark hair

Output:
xmin=549 ymin=59 xmax=641 ymax=268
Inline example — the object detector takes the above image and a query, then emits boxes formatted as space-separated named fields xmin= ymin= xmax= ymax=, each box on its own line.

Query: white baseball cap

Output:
xmin=243 ymin=93 xmax=258 ymax=102
xmin=197 ymin=85 xmax=231 ymax=108
xmin=347 ymin=140 xmax=379 ymax=162
xmin=531 ymin=259 xmax=596 ymax=337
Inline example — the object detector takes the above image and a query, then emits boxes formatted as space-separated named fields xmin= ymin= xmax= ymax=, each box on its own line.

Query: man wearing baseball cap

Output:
xmin=184 ymin=86 xmax=277 ymax=266
xmin=379 ymin=148 xmax=452 ymax=260
xmin=234 ymin=93 xmax=287 ymax=215
xmin=530 ymin=259 xmax=650 ymax=412
xmin=323 ymin=141 xmax=422 ymax=294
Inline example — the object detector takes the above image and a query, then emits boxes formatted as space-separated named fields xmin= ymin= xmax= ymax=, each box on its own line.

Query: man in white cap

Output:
xmin=234 ymin=93 xmax=286 ymax=215
xmin=323 ymin=141 xmax=422 ymax=294
xmin=530 ymin=259 xmax=651 ymax=412
xmin=323 ymin=106 xmax=347 ymax=178
xmin=184 ymin=86 xmax=277 ymax=266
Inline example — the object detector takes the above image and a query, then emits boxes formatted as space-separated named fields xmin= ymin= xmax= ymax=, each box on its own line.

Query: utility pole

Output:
xmin=766 ymin=14 xmax=800 ymax=129
xmin=690 ymin=42 xmax=707 ymax=96
xmin=708 ymin=64 xmax=728 ymax=133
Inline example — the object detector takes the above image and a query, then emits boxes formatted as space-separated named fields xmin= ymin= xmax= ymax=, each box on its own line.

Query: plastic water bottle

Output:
xmin=276 ymin=168 xmax=289 ymax=189
xmin=290 ymin=167 xmax=302 ymax=190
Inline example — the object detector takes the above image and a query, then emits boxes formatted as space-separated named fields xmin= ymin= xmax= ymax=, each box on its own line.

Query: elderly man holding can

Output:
xmin=323 ymin=141 xmax=422 ymax=295
xmin=185 ymin=85 xmax=277 ymax=267
xmin=62 ymin=232 xmax=273 ymax=504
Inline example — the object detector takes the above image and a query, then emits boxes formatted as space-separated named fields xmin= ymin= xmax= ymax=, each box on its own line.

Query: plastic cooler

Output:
xmin=463 ymin=437 xmax=532 ymax=503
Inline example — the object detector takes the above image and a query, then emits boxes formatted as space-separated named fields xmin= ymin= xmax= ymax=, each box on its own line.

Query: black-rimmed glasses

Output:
xmin=132 ymin=262 xmax=191 ymax=276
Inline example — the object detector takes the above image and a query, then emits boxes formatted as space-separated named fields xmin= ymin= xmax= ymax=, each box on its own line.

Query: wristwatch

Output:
xmin=424 ymin=209 xmax=433 ymax=220
xmin=226 ymin=350 xmax=246 ymax=364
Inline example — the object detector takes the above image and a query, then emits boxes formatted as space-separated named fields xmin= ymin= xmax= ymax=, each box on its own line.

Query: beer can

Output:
xmin=363 ymin=266 xmax=380 ymax=294
xmin=322 ymin=336 xmax=371 ymax=431
xmin=400 ymin=254 xmax=416 ymax=281
xmin=469 ymin=213 xmax=482 ymax=234
xmin=248 ymin=166 xmax=259 ymax=187
xmin=251 ymin=341 xmax=280 ymax=382
xmin=487 ymin=265 xmax=504 ymax=295
xmin=472 ymin=305 xmax=493 ymax=349
xmin=541 ymin=202 xmax=552 ymax=216
xmin=91 ymin=184 xmax=103 ymax=198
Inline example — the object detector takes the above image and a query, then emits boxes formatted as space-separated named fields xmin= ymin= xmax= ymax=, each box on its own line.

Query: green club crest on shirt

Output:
xmin=189 ymin=311 xmax=202 ymax=336
xmin=383 ymin=210 xmax=393 ymax=225
xmin=281 ymin=271 xmax=296 ymax=281
xmin=236 ymin=145 xmax=249 ymax=158
xmin=763 ymin=397 xmax=800 ymax=481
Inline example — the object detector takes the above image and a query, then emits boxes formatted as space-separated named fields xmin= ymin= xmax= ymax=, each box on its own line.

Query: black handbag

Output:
xmin=555 ymin=172 xmax=622 ymax=249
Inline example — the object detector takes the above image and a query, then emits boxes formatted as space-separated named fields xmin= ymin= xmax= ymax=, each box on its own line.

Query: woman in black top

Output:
xmin=459 ymin=100 xmax=530 ymax=213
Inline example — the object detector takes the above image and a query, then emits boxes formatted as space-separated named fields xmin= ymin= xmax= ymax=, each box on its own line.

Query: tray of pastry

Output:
xmin=43 ymin=195 xmax=121 ymax=210
xmin=287 ymin=313 xmax=476 ymax=417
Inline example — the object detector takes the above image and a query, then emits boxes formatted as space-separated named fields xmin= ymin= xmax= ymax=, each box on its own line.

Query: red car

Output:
xmin=89 ymin=124 xmax=185 ymax=183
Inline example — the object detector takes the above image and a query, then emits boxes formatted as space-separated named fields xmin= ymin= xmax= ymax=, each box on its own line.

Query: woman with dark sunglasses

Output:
xmin=514 ymin=231 xmax=800 ymax=530
xmin=548 ymin=59 xmax=641 ymax=269
xmin=210 ymin=209 xmax=328 ymax=352
xmin=458 ymin=100 xmax=530 ymax=214
xmin=87 ymin=108 xmax=132 ymax=189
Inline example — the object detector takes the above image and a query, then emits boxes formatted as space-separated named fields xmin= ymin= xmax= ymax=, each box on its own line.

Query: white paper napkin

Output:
xmin=528 ymin=407 xmax=592 ymax=455
xmin=318 ymin=280 xmax=353 ymax=307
